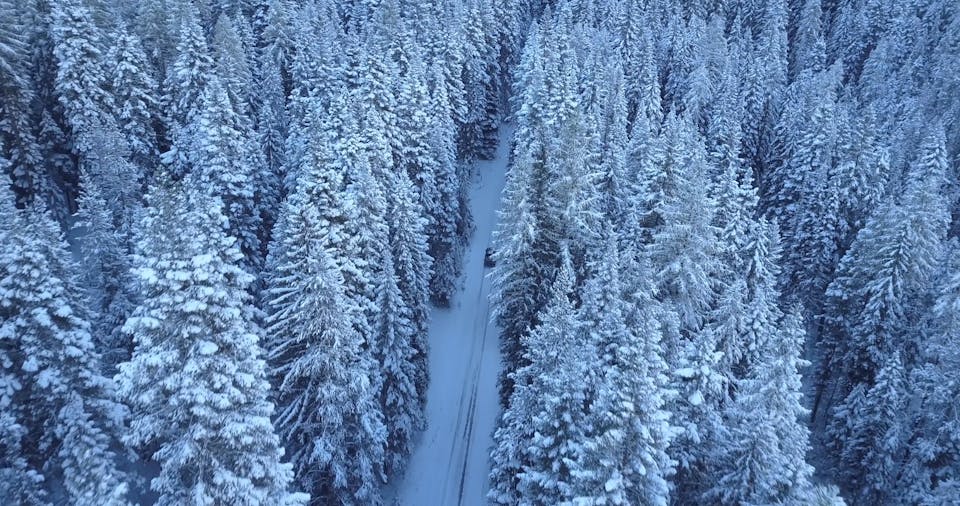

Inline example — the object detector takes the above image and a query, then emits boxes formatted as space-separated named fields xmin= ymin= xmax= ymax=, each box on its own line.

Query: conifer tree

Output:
xmin=382 ymin=168 xmax=432 ymax=425
xmin=424 ymin=59 xmax=468 ymax=306
xmin=107 ymin=26 xmax=159 ymax=171
xmin=902 ymin=247 xmax=960 ymax=502
xmin=489 ymin=138 xmax=555 ymax=404
xmin=489 ymin=250 xmax=592 ymax=505
xmin=0 ymin=2 xmax=45 ymax=207
xmin=254 ymin=53 xmax=288 ymax=237
xmin=790 ymin=0 xmax=826 ymax=78
xmin=73 ymin=171 xmax=137 ymax=367
xmin=264 ymin=188 xmax=386 ymax=505
xmin=184 ymin=77 xmax=264 ymax=274
xmin=0 ymin=183 xmax=48 ymax=505
xmin=711 ymin=309 xmax=816 ymax=505
xmin=578 ymin=233 xmax=675 ymax=506
xmin=51 ymin=0 xmax=112 ymax=156
xmin=1 ymin=189 xmax=130 ymax=504
xmin=822 ymin=129 xmax=951 ymax=497
xmin=212 ymin=14 xmax=256 ymax=121
xmin=843 ymin=352 xmax=907 ymax=505
xmin=645 ymin=113 xmax=721 ymax=339
xmin=162 ymin=4 xmax=213 ymax=135
xmin=117 ymin=182 xmax=305 ymax=506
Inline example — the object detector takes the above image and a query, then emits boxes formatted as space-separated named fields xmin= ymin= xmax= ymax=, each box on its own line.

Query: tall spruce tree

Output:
xmin=489 ymin=250 xmax=593 ymax=505
xmin=711 ymin=309 xmax=816 ymax=505
xmin=1 ymin=187 xmax=130 ymax=504
xmin=264 ymin=187 xmax=387 ymax=505
xmin=117 ymin=181 xmax=305 ymax=506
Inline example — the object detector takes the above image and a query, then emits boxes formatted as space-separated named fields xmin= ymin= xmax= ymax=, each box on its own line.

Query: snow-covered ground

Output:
xmin=385 ymin=125 xmax=513 ymax=506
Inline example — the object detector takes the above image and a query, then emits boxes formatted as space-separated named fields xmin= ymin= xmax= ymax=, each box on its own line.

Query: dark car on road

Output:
xmin=484 ymin=247 xmax=495 ymax=268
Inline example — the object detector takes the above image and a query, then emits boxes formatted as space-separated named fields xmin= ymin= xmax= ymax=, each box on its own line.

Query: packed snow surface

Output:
xmin=386 ymin=125 xmax=513 ymax=505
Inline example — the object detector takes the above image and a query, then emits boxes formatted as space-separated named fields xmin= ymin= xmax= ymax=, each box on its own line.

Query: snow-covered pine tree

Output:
xmin=540 ymin=15 xmax=603 ymax=267
xmin=424 ymin=59 xmax=469 ymax=307
xmin=842 ymin=352 xmax=908 ymax=505
xmin=0 ymin=182 xmax=48 ymax=505
xmin=710 ymin=216 xmax=786 ymax=388
xmin=161 ymin=3 xmax=213 ymax=146
xmin=253 ymin=49 xmax=287 ymax=238
xmin=281 ymin=97 xmax=376 ymax=352
xmin=577 ymin=231 xmax=675 ymax=506
xmin=489 ymin=23 xmax=561 ymax=405
xmin=822 ymin=128 xmax=951 ymax=497
xmin=117 ymin=180 xmax=305 ymax=506
xmin=458 ymin=0 xmax=500 ymax=161
xmin=264 ymin=186 xmax=387 ymax=505
xmin=784 ymin=67 xmax=847 ymax=304
xmin=254 ymin=0 xmax=294 ymax=81
xmin=184 ymin=76 xmax=264 ymax=275
xmin=589 ymin=58 xmax=630 ymax=226
xmin=213 ymin=15 xmax=253 ymax=107
xmin=902 ymin=246 xmax=960 ymax=502
xmin=0 ymin=1 xmax=46 ymax=208
xmin=489 ymin=144 xmax=554 ymax=405
xmin=393 ymin=43 xmax=444 ymax=305
xmin=51 ymin=0 xmax=112 ymax=156
xmin=489 ymin=249 xmax=593 ymax=505
xmin=645 ymin=112 xmax=722 ymax=341
xmin=73 ymin=170 xmax=137 ymax=367
xmin=379 ymin=168 xmax=432 ymax=462
xmin=375 ymin=248 xmax=423 ymax=477
xmin=132 ymin=0 xmax=176 ymax=73
xmin=341 ymin=90 xmax=395 ymax=364
xmin=1 ymin=188 xmax=130 ymax=505
xmin=638 ymin=116 xmax=728 ymax=502
xmin=710 ymin=308 xmax=817 ymax=505
xmin=789 ymin=0 xmax=826 ymax=79
xmin=107 ymin=25 xmax=160 ymax=172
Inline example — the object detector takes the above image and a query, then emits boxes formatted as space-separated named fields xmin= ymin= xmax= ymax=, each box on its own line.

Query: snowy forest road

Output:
xmin=385 ymin=126 xmax=513 ymax=505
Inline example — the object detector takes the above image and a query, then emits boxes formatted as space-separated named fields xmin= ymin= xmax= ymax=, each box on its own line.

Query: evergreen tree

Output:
xmin=489 ymin=136 xmax=555 ymax=404
xmin=264 ymin=189 xmax=387 ymax=505
xmin=577 ymin=233 xmax=675 ymax=506
xmin=117 ymin=182 xmax=305 ymax=506
xmin=254 ymin=52 xmax=287 ymax=239
xmin=843 ymin=352 xmax=908 ymax=505
xmin=73 ymin=171 xmax=137 ymax=367
xmin=380 ymin=168 xmax=432 ymax=463
xmin=162 ymin=4 xmax=213 ymax=135
xmin=184 ymin=77 xmax=264 ymax=274
xmin=459 ymin=0 xmax=500 ymax=160
xmin=107 ymin=26 xmax=160 ymax=171
xmin=711 ymin=309 xmax=816 ymax=505
xmin=424 ymin=59 xmax=468 ymax=307
xmin=1 ymin=191 xmax=130 ymax=504
xmin=51 ymin=0 xmax=112 ymax=156
xmin=645 ymin=113 xmax=721 ymax=340
xmin=0 ymin=183 xmax=48 ymax=505
xmin=784 ymin=70 xmax=845 ymax=303
xmin=212 ymin=14 xmax=256 ymax=121
xmin=374 ymin=249 xmax=423 ymax=477
xmin=489 ymin=250 xmax=593 ymax=505
xmin=822 ymin=129 xmax=951 ymax=497
xmin=790 ymin=0 xmax=826 ymax=78
xmin=904 ymin=247 xmax=960 ymax=502
xmin=0 ymin=1 xmax=45 ymax=207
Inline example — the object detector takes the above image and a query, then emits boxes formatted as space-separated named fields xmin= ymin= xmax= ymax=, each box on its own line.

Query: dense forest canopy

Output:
xmin=1 ymin=0 xmax=959 ymax=505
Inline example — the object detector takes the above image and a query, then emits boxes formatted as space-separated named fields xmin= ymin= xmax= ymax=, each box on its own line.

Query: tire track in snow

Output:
xmin=457 ymin=269 xmax=492 ymax=504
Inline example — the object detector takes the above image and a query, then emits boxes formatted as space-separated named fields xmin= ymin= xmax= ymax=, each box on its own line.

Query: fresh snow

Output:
xmin=385 ymin=125 xmax=513 ymax=506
